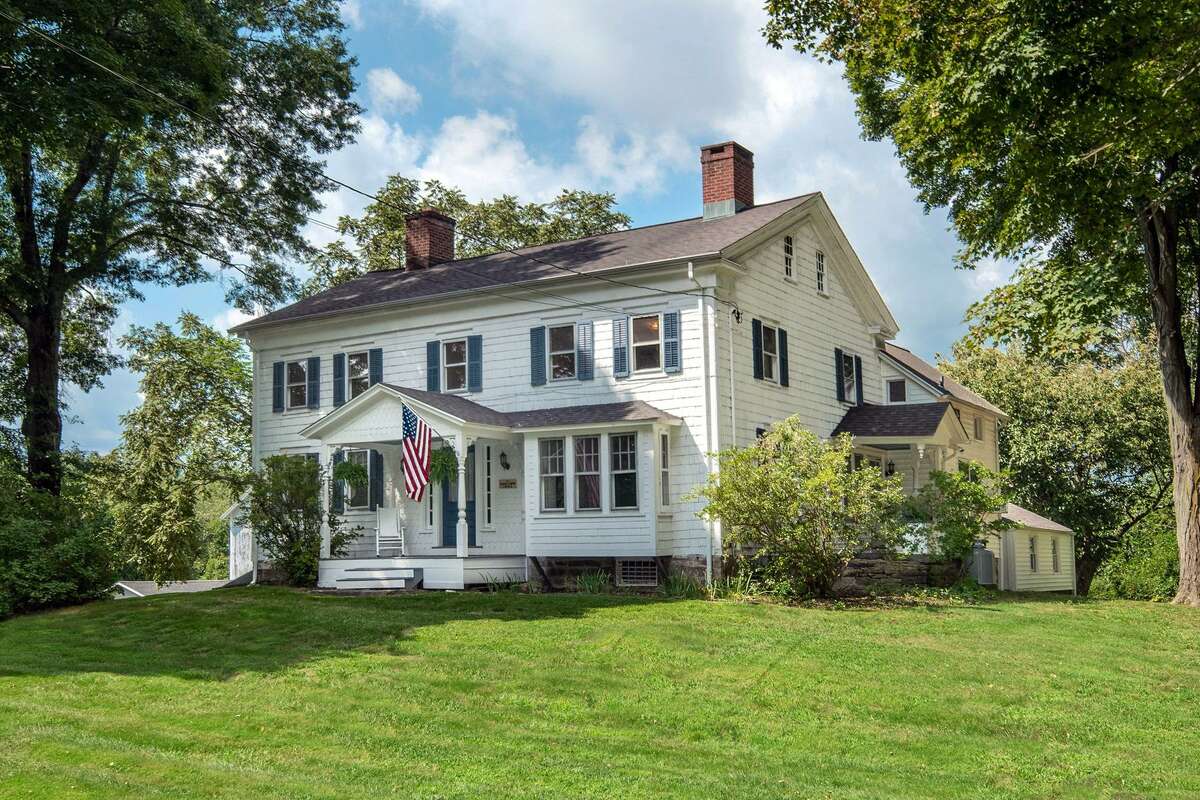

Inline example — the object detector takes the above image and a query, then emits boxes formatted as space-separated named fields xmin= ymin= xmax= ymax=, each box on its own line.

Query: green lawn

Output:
xmin=0 ymin=589 xmax=1197 ymax=799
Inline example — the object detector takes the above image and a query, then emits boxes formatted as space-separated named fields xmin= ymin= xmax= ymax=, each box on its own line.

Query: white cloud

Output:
xmin=365 ymin=67 xmax=421 ymax=115
xmin=340 ymin=0 xmax=363 ymax=30
xmin=211 ymin=306 xmax=262 ymax=333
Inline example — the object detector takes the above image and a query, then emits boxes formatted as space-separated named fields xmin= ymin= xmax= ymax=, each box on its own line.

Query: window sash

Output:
xmin=346 ymin=449 xmax=369 ymax=509
xmin=783 ymin=235 xmax=794 ymax=278
xmin=539 ymin=439 xmax=566 ymax=512
xmin=761 ymin=325 xmax=778 ymax=382
xmin=631 ymin=315 xmax=662 ymax=371
xmin=888 ymin=379 xmax=906 ymax=403
xmin=574 ymin=436 xmax=601 ymax=511
xmin=816 ymin=250 xmax=826 ymax=293
xmin=842 ymin=353 xmax=856 ymax=400
xmin=286 ymin=360 xmax=307 ymax=408
xmin=659 ymin=433 xmax=670 ymax=507
xmin=347 ymin=351 xmax=370 ymax=399
xmin=610 ymin=433 xmax=638 ymax=509
xmin=443 ymin=339 xmax=467 ymax=391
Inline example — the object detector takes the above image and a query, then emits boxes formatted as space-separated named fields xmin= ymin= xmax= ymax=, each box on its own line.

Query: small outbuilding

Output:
xmin=988 ymin=504 xmax=1076 ymax=594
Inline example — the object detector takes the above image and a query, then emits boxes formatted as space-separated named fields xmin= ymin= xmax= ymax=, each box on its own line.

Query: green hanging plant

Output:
xmin=429 ymin=447 xmax=458 ymax=485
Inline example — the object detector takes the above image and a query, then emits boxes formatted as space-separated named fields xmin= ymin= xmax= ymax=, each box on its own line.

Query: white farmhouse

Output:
xmin=228 ymin=141 xmax=1073 ymax=593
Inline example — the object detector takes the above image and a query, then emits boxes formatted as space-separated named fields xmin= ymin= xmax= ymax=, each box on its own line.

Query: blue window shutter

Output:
xmin=778 ymin=329 xmax=789 ymax=387
xmin=369 ymin=347 xmax=383 ymax=386
xmin=530 ymin=326 xmax=546 ymax=386
xmin=467 ymin=335 xmax=483 ymax=393
xmin=663 ymin=311 xmax=681 ymax=373
xmin=272 ymin=361 xmax=284 ymax=412
xmin=834 ymin=348 xmax=846 ymax=402
xmin=332 ymin=450 xmax=345 ymax=513
xmin=332 ymin=353 xmax=346 ymax=407
xmin=577 ymin=321 xmax=594 ymax=381
xmin=369 ymin=449 xmax=384 ymax=511
xmin=307 ymin=356 xmax=320 ymax=409
xmin=854 ymin=355 xmax=864 ymax=406
xmin=426 ymin=341 xmax=440 ymax=392
xmin=612 ymin=317 xmax=630 ymax=378
xmin=751 ymin=320 xmax=764 ymax=380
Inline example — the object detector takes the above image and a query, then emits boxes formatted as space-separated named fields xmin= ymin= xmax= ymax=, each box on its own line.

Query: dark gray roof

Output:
xmin=1001 ymin=504 xmax=1073 ymax=532
xmin=832 ymin=402 xmax=953 ymax=438
xmin=233 ymin=195 xmax=816 ymax=332
xmin=881 ymin=343 xmax=1006 ymax=418
xmin=384 ymin=385 xmax=679 ymax=429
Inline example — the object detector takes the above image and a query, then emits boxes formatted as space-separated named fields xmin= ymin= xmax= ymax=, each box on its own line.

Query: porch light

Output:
xmin=886 ymin=460 xmax=895 ymax=477
xmin=499 ymin=451 xmax=511 ymax=470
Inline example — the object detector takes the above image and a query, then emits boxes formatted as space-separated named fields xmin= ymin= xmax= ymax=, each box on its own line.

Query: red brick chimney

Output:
xmin=700 ymin=141 xmax=754 ymax=219
xmin=404 ymin=209 xmax=456 ymax=270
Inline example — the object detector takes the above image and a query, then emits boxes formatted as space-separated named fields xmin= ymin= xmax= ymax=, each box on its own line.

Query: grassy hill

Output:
xmin=0 ymin=588 xmax=1197 ymax=799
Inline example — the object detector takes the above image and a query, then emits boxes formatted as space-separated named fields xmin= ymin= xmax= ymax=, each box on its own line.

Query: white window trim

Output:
xmin=1051 ymin=537 xmax=1060 ymax=573
xmin=760 ymin=323 xmax=779 ymax=384
xmin=286 ymin=359 xmax=308 ymax=410
xmin=422 ymin=487 xmax=435 ymax=532
xmin=631 ymin=313 xmax=663 ymax=374
xmin=482 ymin=445 xmax=495 ymax=530
xmin=443 ymin=338 xmax=468 ymax=394
xmin=538 ymin=437 xmax=566 ymax=513
xmin=573 ymin=435 xmax=602 ymax=512
xmin=973 ymin=416 xmax=984 ymax=440
xmin=816 ymin=250 xmax=828 ymax=296
xmin=610 ymin=431 xmax=639 ymax=511
xmin=345 ymin=448 xmax=370 ymax=510
xmin=658 ymin=432 xmax=671 ymax=512
xmin=547 ymin=323 xmax=577 ymax=382
xmin=887 ymin=378 xmax=907 ymax=404
xmin=346 ymin=350 xmax=370 ymax=401
xmin=783 ymin=235 xmax=794 ymax=280
xmin=1029 ymin=536 xmax=1039 ymax=572
xmin=841 ymin=351 xmax=857 ymax=403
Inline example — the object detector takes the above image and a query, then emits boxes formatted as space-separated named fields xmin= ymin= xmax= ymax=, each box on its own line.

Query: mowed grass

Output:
xmin=1 ymin=589 xmax=1198 ymax=800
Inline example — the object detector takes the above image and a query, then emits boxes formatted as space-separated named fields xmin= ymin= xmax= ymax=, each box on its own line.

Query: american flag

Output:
xmin=401 ymin=404 xmax=432 ymax=501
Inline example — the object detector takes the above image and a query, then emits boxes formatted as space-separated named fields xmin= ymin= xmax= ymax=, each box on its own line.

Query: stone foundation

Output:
xmin=833 ymin=552 xmax=962 ymax=597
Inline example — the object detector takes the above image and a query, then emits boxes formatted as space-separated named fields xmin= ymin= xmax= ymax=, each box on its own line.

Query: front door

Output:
xmin=441 ymin=445 xmax=477 ymax=547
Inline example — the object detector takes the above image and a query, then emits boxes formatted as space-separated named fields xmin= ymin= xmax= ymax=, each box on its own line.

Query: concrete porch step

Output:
xmin=341 ymin=567 xmax=418 ymax=579
xmin=334 ymin=567 xmax=424 ymax=590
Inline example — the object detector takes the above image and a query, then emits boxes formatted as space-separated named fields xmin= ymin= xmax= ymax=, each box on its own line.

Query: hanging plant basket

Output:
xmin=429 ymin=447 xmax=458 ymax=485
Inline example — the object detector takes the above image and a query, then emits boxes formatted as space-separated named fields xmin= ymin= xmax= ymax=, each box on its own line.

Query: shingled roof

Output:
xmin=832 ymin=402 xmax=954 ymax=439
xmin=881 ymin=343 xmax=1006 ymax=418
xmin=384 ymin=385 xmax=680 ymax=429
xmin=231 ymin=194 xmax=816 ymax=333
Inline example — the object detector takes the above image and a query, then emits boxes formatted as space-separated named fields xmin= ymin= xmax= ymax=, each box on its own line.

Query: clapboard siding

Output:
xmin=1011 ymin=529 xmax=1076 ymax=592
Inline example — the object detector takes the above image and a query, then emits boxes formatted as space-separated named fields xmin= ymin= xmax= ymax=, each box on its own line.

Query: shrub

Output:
xmin=690 ymin=417 xmax=906 ymax=599
xmin=1091 ymin=511 xmax=1179 ymax=600
xmin=242 ymin=456 xmax=360 ymax=586
xmin=574 ymin=570 xmax=611 ymax=594
xmin=659 ymin=570 xmax=704 ymax=598
xmin=904 ymin=466 xmax=1008 ymax=559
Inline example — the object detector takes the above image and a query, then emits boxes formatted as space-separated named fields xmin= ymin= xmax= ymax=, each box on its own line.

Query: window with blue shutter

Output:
xmin=426 ymin=341 xmax=440 ymax=392
xmin=369 ymin=450 xmax=384 ymax=510
xmin=332 ymin=353 xmax=346 ymax=407
xmin=272 ymin=361 xmax=285 ymax=412
xmin=467 ymin=335 xmax=483 ymax=393
xmin=306 ymin=356 xmax=320 ymax=409
xmin=577 ymin=321 xmax=594 ymax=381
xmin=612 ymin=317 xmax=630 ymax=378
xmin=369 ymin=347 xmax=383 ymax=387
xmin=778 ymin=329 xmax=789 ymax=387
xmin=331 ymin=450 xmax=345 ymax=513
xmin=530 ymin=326 xmax=546 ymax=386
xmin=834 ymin=348 xmax=846 ymax=402
xmin=663 ymin=311 xmax=681 ymax=373
xmin=752 ymin=320 xmax=764 ymax=380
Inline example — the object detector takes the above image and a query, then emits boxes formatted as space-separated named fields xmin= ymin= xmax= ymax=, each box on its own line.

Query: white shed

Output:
xmin=991 ymin=504 xmax=1076 ymax=594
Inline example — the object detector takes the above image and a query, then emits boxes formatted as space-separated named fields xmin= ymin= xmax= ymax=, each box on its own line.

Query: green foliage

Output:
xmin=99 ymin=314 xmax=251 ymax=582
xmin=905 ymin=467 xmax=1007 ymax=560
xmin=0 ymin=453 xmax=116 ymax=618
xmin=300 ymin=177 xmax=632 ymax=296
xmin=242 ymin=455 xmax=355 ymax=587
xmin=573 ymin=570 xmax=612 ymax=594
xmin=942 ymin=342 xmax=1171 ymax=593
xmin=1091 ymin=510 xmax=1180 ymax=601
xmin=0 ymin=0 xmax=358 ymax=492
xmin=659 ymin=570 xmax=704 ymax=599
xmin=690 ymin=417 xmax=906 ymax=599
xmin=331 ymin=459 xmax=368 ymax=491
xmin=705 ymin=571 xmax=760 ymax=602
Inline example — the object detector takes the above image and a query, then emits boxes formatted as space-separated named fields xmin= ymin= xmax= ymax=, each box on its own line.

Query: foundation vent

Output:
xmin=616 ymin=559 xmax=658 ymax=587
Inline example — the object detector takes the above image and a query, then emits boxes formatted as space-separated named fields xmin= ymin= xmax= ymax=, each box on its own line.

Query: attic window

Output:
xmin=888 ymin=379 xmax=906 ymax=403
xmin=784 ymin=235 xmax=794 ymax=279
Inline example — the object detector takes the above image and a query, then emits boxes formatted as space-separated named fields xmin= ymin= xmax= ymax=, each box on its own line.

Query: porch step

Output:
xmin=335 ymin=567 xmax=423 ymax=590
xmin=341 ymin=567 xmax=418 ymax=579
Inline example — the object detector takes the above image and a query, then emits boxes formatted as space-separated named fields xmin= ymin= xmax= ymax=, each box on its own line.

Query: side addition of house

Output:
xmin=227 ymin=140 xmax=1075 ymax=593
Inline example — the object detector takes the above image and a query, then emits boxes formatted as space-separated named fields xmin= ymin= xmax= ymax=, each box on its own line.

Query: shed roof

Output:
xmin=1001 ymin=504 xmax=1073 ymax=532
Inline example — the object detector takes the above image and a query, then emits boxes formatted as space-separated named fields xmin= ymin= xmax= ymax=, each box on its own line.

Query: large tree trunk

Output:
xmin=22 ymin=302 xmax=64 ymax=496
xmin=1074 ymin=552 xmax=1102 ymax=597
xmin=1140 ymin=199 xmax=1200 ymax=606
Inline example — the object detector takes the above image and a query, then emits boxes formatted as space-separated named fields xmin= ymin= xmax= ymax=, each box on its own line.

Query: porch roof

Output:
xmin=833 ymin=402 xmax=956 ymax=439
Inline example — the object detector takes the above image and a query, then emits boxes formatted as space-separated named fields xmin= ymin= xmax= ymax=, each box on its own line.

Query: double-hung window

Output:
xmin=549 ymin=324 xmax=576 ymax=380
xmin=443 ymin=339 xmax=467 ymax=392
xmin=484 ymin=445 xmax=494 ymax=526
xmin=539 ymin=438 xmax=566 ymax=512
xmin=973 ymin=417 xmax=984 ymax=440
xmin=783 ymin=235 xmax=794 ymax=279
xmin=345 ymin=449 xmax=369 ymax=509
xmin=574 ymin=436 xmax=601 ymax=511
xmin=659 ymin=433 xmax=670 ymax=507
xmin=610 ymin=433 xmax=638 ymax=509
xmin=286 ymin=360 xmax=308 ymax=409
xmin=347 ymin=351 xmax=370 ymax=400
xmin=841 ymin=351 xmax=856 ymax=402
xmin=760 ymin=324 xmax=779 ymax=382
xmin=816 ymin=250 xmax=827 ymax=294
xmin=1029 ymin=536 xmax=1039 ymax=572
xmin=631 ymin=314 xmax=662 ymax=371
xmin=1051 ymin=537 xmax=1060 ymax=573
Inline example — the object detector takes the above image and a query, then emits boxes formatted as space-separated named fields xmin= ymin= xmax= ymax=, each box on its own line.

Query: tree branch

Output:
xmin=48 ymin=133 xmax=109 ymax=279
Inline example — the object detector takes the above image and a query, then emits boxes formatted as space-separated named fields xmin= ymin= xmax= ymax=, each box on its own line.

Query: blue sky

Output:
xmin=63 ymin=0 xmax=1013 ymax=453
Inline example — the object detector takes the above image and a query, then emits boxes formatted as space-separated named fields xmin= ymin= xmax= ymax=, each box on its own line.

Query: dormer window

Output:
xmin=888 ymin=379 xmax=906 ymax=403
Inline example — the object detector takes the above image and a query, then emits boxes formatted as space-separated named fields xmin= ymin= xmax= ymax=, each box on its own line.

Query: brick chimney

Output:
xmin=404 ymin=209 xmax=456 ymax=270
xmin=700 ymin=141 xmax=754 ymax=219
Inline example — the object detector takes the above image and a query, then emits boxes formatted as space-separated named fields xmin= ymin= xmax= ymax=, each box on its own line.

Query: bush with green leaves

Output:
xmin=1091 ymin=511 xmax=1179 ymax=601
xmin=242 ymin=456 xmax=362 ymax=587
xmin=690 ymin=418 xmax=906 ymax=599
xmin=904 ymin=466 xmax=1008 ymax=560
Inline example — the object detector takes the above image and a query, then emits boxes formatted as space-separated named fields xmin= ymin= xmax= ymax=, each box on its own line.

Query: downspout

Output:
xmin=690 ymin=262 xmax=720 ymax=584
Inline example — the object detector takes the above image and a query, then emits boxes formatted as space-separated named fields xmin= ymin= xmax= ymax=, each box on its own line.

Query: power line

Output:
xmin=3 ymin=8 xmax=740 ymax=319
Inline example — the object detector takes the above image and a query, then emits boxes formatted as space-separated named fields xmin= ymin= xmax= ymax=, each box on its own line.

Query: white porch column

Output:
xmin=455 ymin=435 xmax=474 ymax=558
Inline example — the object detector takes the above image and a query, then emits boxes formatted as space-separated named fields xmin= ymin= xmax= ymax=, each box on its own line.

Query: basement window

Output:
xmin=616 ymin=559 xmax=658 ymax=587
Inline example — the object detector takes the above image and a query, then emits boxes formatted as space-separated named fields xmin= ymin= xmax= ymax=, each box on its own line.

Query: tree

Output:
xmin=690 ymin=417 xmax=905 ymax=598
xmin=300 ymin=177 xmax=631 ymax=296
xmin=0 ymin=1 xmax=358 ymax=495
xmin=905 ymin=466 xmax=1008 ymax=562
xmin=941 ymin=342 xmax=1172 ymax=593
xmin=763 ymin=1 xmax=1200 ymax=605
xmin=102 ymin=313 xmax=251 ymax=582
xmin=242 ymin=455 xmax=359 ymax=586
